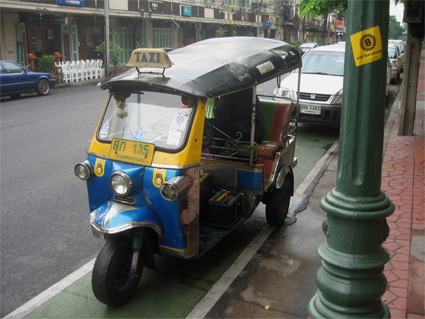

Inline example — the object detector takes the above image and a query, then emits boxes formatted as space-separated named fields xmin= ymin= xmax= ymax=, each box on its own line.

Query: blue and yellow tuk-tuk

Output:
xmin=75 ymin=37 xmax=301 ymax=306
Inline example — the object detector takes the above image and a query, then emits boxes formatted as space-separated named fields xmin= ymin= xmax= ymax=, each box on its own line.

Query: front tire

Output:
xmin=265 ymin=177 xmax=292 ymax=226
xmin=36 ymin=79 xmax=50 ymax=96
xmin=92 ymin=238 xmax=142 ymax=307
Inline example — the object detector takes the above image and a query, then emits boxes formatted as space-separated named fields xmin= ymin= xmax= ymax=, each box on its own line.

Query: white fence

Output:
xmin=55 ymin=59 xmax=104 ymax=83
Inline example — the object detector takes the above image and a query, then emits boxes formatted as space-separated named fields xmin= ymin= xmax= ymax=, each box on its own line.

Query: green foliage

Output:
xmin=95 ymin=41 xmax=105 ymax=54
xmin=389 ymin=15 xmax=407 ymax=39
xmin=287 ymin=40 xmax=301 ymax=48
xmin=298 ymin=0 xmax=347 ymax=18
xmin=110 ymin=42 xmax=123 ymax=74
xmin=216 ymin=28 xmax=227 ymax=37
xmin=95 ymin=41 xmax=123 ymax=75
xmin=38 ymin=55 xmax=56 ymax=74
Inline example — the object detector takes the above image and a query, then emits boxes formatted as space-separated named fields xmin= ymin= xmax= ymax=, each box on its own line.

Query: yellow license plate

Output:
xmin=109 ymin=139 xmax=155 ymax=166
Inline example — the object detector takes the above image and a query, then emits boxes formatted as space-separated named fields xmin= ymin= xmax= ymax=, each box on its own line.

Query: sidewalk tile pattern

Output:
xmin=382 ymin=50 xmax=424 ymax=319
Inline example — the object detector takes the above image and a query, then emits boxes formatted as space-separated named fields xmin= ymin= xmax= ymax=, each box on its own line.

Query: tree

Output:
xmin=389 ymin=15 xmax=407 ymax=39
xmin=298 ymin=0 xmax=347 ymax=18
xmin=298 ymin=0 xmax=347 ymax=44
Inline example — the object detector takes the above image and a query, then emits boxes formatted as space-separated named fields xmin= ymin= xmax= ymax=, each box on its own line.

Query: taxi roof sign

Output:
xmin=127 ymin=48 xmax=173 ymax=69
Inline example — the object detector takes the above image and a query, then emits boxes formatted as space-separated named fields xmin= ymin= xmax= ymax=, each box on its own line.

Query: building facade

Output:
xmin=0 ymin=0 xmax=307 ymax=69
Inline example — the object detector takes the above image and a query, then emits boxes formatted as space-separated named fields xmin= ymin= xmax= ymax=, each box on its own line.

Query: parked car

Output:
xmin=389 ymin=40 xmax=406 ymax=71
xmin=0 ymin=60 xmax=55 ymax=98
xmin=274 ymin=44 xmax=345 ymax=127
xmin=388 ymin=45 xmax=402 ymax=83
xmin=274 ymin=43 xmax=391 ymax=127
xmin=386 ymin=57 xmax=392 ymax=96
xmin=298 ymin=42 xmax=319 ymax=55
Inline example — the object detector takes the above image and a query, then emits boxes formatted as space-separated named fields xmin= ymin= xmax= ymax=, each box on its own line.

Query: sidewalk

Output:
xmin=381 ymin=50 xmax=425 ymax=318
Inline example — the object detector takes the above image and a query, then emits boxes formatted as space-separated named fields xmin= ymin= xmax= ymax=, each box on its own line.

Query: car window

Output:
xmin=301 ymin=50 xmax=344 ymax=76
xmin=3 ymin=62 xmax=25 ymax=73
xmin=388 ymin=47 xmax=398 ymax=59
xmin=2 ymin=62 xmax=25 ymax=74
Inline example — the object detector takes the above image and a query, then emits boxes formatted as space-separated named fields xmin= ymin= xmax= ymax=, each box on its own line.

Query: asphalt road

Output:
xmin=0 ymin=85 xmax=107 ymax=317
xmin=0 ymin=77 xmax=402 ymax=317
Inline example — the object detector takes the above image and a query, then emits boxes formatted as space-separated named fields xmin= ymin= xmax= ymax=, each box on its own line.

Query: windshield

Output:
xmin=98 ymin=91 xmax=195 ymax=151
xmin=388 ymin=47 xmax=398 ymax=59
xmin=301 ymin=50 xmax=345 ymax=76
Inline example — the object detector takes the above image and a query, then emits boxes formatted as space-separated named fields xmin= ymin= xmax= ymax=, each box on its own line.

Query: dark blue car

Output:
xmin=0 ymin=60 xmax=56 ymax=98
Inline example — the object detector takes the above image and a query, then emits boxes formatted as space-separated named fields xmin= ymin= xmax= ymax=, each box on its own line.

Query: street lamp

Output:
xmin=251 ymin=0 xmax=265 ymax=37
xmin=140 ymin=4 xmax=152 ymax=48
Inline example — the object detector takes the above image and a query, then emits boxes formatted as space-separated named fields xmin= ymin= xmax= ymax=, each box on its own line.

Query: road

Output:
xmin=1 ymin=77 xmax=399 ymax=317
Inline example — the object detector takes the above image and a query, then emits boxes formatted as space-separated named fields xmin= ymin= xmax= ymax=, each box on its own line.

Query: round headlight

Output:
xmin=160 ymin=184 xmax=179 ymax=201
xmin=160 ymin=176 xmax=192 ymax=201
xmin=74 ymin=160 xmax=93 ymax=181
xmin=110 ymin=171 xmax=132 ymax=196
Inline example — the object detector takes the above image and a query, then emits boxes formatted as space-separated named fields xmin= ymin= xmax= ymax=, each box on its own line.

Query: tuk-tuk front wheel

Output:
xmin=265 ymin=177 xmax=291 ymax=226
xmin=92 ymin=238 xmax=142 ymax=307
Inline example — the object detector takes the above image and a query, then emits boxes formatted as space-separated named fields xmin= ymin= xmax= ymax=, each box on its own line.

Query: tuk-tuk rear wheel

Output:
xmin=265 ymin=177 xmax=291 ymax=226
xmin=92 ymin=238 xmax=142 ymax=307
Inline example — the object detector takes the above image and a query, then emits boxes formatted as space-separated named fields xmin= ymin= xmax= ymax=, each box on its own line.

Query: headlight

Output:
xmin=74 ymin=160 xmax=93 ymax=181
xmin=273 ymin=87 xmax=295 ymax=100
xmin=160 ymin=176 xmax=192 ymax=201
xmin=330 ymin=89 xmax=343 ymax=104
xmin=110 ymin=171 xmax=132 ymax=196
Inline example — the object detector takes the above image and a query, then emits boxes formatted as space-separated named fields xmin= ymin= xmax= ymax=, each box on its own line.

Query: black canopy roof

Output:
xmin=102 ymin=37 xmax=301 ymax=98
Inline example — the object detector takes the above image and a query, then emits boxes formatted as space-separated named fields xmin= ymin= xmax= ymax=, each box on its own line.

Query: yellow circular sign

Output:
xmin=360 ymin=34 xmax=377 ymax=51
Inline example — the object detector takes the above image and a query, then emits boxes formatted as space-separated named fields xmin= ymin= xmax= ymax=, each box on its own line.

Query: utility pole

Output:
xmin=105 ymin=0 xmax=110 ymax=77
xmin=398 ymin=0 xmax=424 ymax=136
xmin=308 ymin=0 xmax=394 ymax=318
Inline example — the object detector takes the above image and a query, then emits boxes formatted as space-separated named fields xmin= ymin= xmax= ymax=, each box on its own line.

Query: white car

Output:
xmin=274 ymin=44 xmax=345 ymax=127
xmin=389 ymin=40 xmax=406 ymax=71
xmin=388 ymin=44 xmax=402 ymax=83
xmin=274 ymin=43 xmax=391 ymax=127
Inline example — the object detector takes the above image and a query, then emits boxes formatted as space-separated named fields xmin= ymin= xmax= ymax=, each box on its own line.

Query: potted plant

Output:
xmin=38 ymin=55 xmax=56 ymax=74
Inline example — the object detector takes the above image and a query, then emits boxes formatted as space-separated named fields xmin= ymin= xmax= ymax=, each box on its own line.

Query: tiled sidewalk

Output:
xmin=382 ymin=50 xmax=425 ymax=319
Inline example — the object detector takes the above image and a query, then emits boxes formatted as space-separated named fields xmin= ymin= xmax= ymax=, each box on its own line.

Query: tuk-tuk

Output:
xmin=74 ymin=37 xmax=301 ymax=306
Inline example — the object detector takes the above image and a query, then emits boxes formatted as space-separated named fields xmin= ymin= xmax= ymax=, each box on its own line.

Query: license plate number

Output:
xmin=109 ymin=138 xmax=155 ymax=166
xmin=300 ymin=104 xmax=321 ymax=115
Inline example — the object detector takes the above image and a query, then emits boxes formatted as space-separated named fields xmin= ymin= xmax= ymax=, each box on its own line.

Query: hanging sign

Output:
xmin=350 ymin=25 xmax=383 ymax=67
xmin=56 ymin=0 xmax=84 ymax=6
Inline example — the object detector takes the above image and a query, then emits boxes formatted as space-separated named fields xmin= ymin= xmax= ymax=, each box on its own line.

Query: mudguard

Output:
xmin=90 ymin=201 xmax=162 ymax=239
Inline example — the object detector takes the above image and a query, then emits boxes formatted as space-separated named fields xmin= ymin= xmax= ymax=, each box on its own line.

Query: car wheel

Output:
xmin=92 ymin=238 xmax=142 ymax=307
xmin=36 ymin=79 xmax=50 ymax=96
xmin=265 ymin=177 xmax=291 ymax=226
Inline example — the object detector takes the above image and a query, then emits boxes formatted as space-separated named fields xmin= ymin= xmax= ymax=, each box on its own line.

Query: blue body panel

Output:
xmin=86 ymin=155 xmax=189 ymax=251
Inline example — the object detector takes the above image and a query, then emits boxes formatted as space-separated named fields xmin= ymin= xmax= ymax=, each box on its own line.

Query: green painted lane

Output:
xmin=25 ymin=124 xmax=338 ymax=319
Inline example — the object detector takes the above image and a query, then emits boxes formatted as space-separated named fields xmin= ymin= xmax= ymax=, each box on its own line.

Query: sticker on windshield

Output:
xmin=350 ymin=26 xmax=383 ymax=67
xmin=133 ymin=127 xmax=144 ymax=141
xmin=170 ymin=113 xmax=189 ymax=131
xmin=99 ymin=119 xmax=110 ymax=138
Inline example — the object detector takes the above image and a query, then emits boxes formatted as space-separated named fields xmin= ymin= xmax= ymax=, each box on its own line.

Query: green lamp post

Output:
xmin=140 ymin=4 xmax=152 ymax=48
xmin=308 ymin=0 xmax=395 ymax=318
